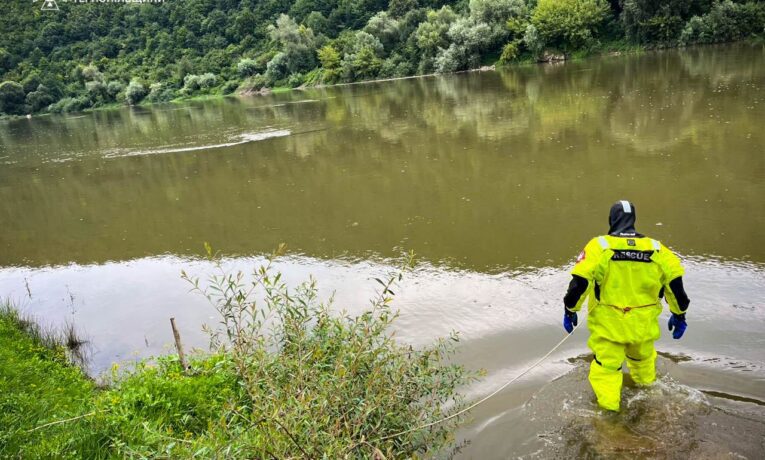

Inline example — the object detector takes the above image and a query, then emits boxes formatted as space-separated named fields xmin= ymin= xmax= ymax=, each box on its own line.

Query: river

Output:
xmin=1 ymin=43 xmax=763 ymax=457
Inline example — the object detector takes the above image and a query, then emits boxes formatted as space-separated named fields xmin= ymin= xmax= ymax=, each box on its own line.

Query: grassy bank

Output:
xmin=0 ymin=255 xmax=474 ymax=458
xmin=0 ymin=302 xmax=97 ymax=457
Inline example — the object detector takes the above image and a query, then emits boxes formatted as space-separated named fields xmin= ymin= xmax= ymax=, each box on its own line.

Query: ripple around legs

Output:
xmin=518 ymin=360 xmax=765 ymax=459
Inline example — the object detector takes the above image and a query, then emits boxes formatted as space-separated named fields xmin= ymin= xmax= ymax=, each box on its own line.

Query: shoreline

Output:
xmin=2 ymin=40 xmax=758 ymax=122
xmin=0 ymin=250 xmax=473 ymax=458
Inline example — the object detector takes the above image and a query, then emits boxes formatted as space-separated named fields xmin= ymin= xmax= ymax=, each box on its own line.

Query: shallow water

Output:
xmin=524 ymin=362 xmax=765 ymax=459
xmin=1 ymin=44 xmax=764 ymax=457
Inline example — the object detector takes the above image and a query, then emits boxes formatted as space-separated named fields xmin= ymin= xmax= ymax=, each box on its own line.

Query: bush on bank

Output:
xmin=0 ymin=253 xmax=475 ymax=458
xmin=1 ymin=0 xmax=764 ymax=116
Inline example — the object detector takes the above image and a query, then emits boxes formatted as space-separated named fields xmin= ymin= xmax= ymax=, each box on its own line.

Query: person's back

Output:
xmin=562 ymin=200 xmax=690 ymax=411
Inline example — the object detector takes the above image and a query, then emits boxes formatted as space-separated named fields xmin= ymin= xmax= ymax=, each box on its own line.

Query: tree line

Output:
xmin=1 ymin=0 xmax=763 ymax=116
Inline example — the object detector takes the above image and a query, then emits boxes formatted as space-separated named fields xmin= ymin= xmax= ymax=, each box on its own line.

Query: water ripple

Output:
xmin=102 ymin=129 xmax=292 ymax=158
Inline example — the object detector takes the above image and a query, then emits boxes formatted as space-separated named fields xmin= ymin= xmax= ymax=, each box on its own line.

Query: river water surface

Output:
xmin=1 ymin=44 xmax=764 ymax=458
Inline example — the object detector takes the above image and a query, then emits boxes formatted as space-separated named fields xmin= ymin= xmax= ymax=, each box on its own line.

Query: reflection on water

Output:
xmin=0 ymin=43 xmax=764 ymax=457
xmin=1 ymin=44 xmax=764 ymax=268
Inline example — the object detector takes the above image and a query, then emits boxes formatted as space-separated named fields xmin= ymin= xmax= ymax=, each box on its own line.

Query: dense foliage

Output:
xmin=1 ymin=0 xmax=763 ymax=115
xmin=1 ymin=253 xmax=474 ymax=458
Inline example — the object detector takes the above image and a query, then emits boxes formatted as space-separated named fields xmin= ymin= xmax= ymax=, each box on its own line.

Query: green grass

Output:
xmin=0 ymin=302 xmax=99 ymax=458
xmin=169 ymin=92 xmax=231 ymax=104
xmin=269 ymin=86 xmax=293 ymax=93
xmin=0 ymin=256 xmax=475 ymax=458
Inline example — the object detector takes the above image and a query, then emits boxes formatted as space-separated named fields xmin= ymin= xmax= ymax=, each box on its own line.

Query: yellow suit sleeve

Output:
xmin=571 ymin=237 xmax=605 ymax=281
xmin=654 ymin=242 xmax=686 ymax=314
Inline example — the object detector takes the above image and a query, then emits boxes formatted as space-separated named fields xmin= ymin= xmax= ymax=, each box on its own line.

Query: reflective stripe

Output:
xmin=650 ymin=239 xmax=660 ymax=251
xmin=597 ymin=236 xmax=609 ymax=249
xmin=620 ymin=200 xmax=632 ymax=213
xmin=594 ymin=355 xmax=622 ymax=371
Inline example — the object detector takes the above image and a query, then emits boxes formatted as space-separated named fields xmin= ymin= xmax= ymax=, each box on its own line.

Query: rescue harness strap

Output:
xmin=374 ymin=322 xmax=580 ymax=443
xmin=600 ymin=302 xmax=658 ymax=313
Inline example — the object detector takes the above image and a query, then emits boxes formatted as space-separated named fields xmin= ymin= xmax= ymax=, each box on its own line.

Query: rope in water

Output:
xmin=375 ymin=323 xmax=580 ymax=443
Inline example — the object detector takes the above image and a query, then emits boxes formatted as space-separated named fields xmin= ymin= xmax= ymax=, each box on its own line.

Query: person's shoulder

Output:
xmin=639 ymin=235 xmax=671 ymax=250
xmin=640 ymin=237 xmax=681 ymax=260
xmin=635 ymin=234 xmax=662 ymax=245
xmin=582 ymin=235 xmax=610 ymax=252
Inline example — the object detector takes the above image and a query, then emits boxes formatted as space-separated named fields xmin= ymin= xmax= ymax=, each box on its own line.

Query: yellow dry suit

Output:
xmin=568 ymin=234 xmax=685 ymax=411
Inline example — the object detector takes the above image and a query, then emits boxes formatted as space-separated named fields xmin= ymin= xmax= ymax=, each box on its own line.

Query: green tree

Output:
xmin=350 ymin=30 xmax=385 ymax=56
xmin=21 ymin=72 xmax=42 ymax=94
xmin=318 ymin=45 xmax=341 ymax=69
xmin=237 ymin=58 xmax=259 ymax=77
xmin=304 ymin=11 xmax=330 ymax=36
xmin=435 ymin=17 xmax=493 ymax=72
xmin=0 ymin=81 xmax=26 ymax=115
xmin=327 ymin=0 xmax=389 ymax=30
xmin=265 ymin=52 xmax=290 ymax=84
xmin=37 ymin=22 xmax=65 ymax=53
xmin=85 ymin=80 xmax=108 ymax=104
xmin=523 ymin=23 xmax=545 ymax=57
xmin=233 ymin=8 xmax=257 ymax=41
xmin=415 ymin=6 xmax=459 ymax=57
xmin=0 ymin=0 xmax=759 ymax=116
xmin=531 ymin=0 xmax=610 ymax=52
xmin=25 ymin=84 xmax=55 ymax=112
xmin=106 ymin=81 xmax=124 ymax=100
xmin=199 ymin=73 xmax=217 ymax=89
xmin=268 ymin=14 xmax=318 ymax=74
xmin=125 ymin=80 xmax=147 ymax=105
xmin=0 ymin=48 xmax=11 ymax=73
xmin=146 ymin=82 xmax=175 ymax=102
xmin=499 ymin=41 xmax=520 ymax=63
xmin=622 ymin=0 xmax=708 ymax=43
xmin=339 ymin=31 xmax=385 ymax=80
xmin=680 ymin=1 xmax=765 ymax=45
xmin=289 ymin=0 xmax=333 ymax=22
xmin=351 ymin=45 xmax=383 ymax=78
xmin=364 ymin=12 xmax=401 ymax=52
xmin=318 ymin=44 xmax=341 ymax=82
xmin=389 ymin=0 xmax=420 ymax=19
xmin=469 ymin=0 xmax=528 ymax=25
xmin=78 ymin=64 xmax=104 ymax=83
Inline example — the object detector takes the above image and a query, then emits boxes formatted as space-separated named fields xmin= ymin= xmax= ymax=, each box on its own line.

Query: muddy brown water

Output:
xmin=1 ymin=44 xmax=764 ymax=457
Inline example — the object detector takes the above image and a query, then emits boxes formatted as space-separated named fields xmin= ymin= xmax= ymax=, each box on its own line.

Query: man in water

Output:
xmin=562 ymin=200 xmax=690 ymax=411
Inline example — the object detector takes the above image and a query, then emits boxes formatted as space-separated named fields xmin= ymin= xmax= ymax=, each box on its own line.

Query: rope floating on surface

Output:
xmin=376 ymin=323 xmax=580 ymax=442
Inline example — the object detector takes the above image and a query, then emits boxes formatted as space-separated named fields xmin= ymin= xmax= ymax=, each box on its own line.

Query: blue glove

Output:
xmin=668 ymin=313 xmax=687 ymax=339
xmin=563 ymin=310 xmax=578 ymax=334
